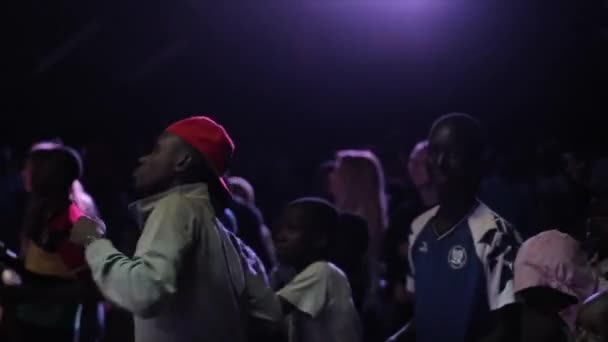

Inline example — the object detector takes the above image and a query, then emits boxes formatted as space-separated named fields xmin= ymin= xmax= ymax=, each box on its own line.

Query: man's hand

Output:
xmin=71 ymin=216 xmax=106 ymax=246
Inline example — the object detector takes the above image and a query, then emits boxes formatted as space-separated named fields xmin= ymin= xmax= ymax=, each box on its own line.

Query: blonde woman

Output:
xmin=5 ymin=141 xmax=102 ymax=342
xmin=330 ymin=150 xmax=388 ymax=282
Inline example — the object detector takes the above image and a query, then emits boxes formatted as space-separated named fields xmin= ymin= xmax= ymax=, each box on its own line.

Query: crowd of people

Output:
xmin=0 ymin=113 xmax=607 ymax=342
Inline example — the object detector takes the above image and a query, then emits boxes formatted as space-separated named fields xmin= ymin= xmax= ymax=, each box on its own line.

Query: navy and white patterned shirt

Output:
xmin=407 ymin=201 xmax=521 ymax=342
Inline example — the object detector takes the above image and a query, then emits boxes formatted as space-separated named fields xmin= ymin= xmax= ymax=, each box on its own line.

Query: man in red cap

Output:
xmin=70 ymin=116 xmax=281 ymax=342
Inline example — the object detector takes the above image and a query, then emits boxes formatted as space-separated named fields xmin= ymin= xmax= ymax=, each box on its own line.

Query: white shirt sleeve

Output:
xmin=277 ymin=262 xmax=329 ymax=317
xmin=85 ymin=195 xmax=195 ymax=318
xmin=482 ymin=220 xmax=521 ymax=310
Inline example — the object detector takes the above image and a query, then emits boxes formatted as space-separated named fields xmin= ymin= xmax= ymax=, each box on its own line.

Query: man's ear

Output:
xmin=175 ymin=152 xmax=193 ymax=173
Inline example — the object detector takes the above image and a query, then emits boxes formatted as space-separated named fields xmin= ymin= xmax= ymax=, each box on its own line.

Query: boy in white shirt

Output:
xmin=274 ymin=198 xmax=363 ymax=342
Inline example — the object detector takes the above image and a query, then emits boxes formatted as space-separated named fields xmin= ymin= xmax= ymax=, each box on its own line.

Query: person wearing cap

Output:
xmin=69 ymin=116 xmax=281 ymax=342
xmin=477 ymin=230 xmax=597 ymax=342
xmin=513 ymin=230 xmax=597 ymax=331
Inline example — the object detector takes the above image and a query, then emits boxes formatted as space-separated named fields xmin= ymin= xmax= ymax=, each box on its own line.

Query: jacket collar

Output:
xmin=129 ymin=183 xmax=210 ymax=216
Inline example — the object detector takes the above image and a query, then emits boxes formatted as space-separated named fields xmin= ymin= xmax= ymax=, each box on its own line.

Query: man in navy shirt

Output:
xmin=406 ymin=113 xmax=521 ymax=342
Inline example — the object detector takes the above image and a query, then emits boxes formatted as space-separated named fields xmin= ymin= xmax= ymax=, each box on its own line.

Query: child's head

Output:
xmin=274 ymin=197 xmax=338 ymax=269
xmin=577 ymin=291 xmax=608 ymax=342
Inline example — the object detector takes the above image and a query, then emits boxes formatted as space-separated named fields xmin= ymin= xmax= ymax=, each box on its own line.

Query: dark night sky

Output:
xmin=1 ymin=0 xmax=606 ymax=213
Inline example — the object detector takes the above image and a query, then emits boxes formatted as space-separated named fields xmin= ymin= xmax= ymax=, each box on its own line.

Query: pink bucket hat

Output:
xmin=514 ymin=230 xmax=598 ymax=328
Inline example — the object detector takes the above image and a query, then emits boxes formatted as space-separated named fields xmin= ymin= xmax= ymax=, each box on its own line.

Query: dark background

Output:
xmin=1 ymin=0 xmax=607 ymax=218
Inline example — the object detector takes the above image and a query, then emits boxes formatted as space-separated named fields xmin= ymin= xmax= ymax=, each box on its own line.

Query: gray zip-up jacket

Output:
xmin=85 ymin=183 xmax=281 ymax=342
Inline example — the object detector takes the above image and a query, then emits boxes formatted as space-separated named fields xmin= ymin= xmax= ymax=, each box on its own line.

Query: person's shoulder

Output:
xmin=411 ymin=206 xmax=439 ymax=236
xmin=278 ymin=262 xmax=331 ymax=297
xmin=469 ymin=201 xmax=516 ymax=234
xmin=323 ymin=262 xmax=349 ymax=280
xmin=293 ymin=261 xmax=347 ymax=285
xmin=316 ymin=262 xmax=354 ymax=296
xmin=469 ymin=201 xmax=522 ymax=248
xmin=156 ymin=191 xmax=197 ymax=211
xmin=153 ymin=189 xmax=213 ymax=223
xmin=303 ymin=261 xmax=339 ymax=278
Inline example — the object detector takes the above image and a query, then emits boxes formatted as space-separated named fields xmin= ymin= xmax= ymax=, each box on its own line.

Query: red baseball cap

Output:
xmin=165 ymin=116 xmax=235 ymax=198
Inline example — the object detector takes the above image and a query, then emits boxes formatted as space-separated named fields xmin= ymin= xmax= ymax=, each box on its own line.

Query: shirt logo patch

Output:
xmin=448 ymin=245 xmax=467 ymax=269
xmin=418 ymin=241 xmax=428 ymax=253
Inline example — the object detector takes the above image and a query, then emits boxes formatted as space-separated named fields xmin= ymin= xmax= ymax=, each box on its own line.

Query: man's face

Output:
xmin=426 ymin=124 xmax=480 ymax=198
xmin=133 ymin=134 xmax=183 ymax=196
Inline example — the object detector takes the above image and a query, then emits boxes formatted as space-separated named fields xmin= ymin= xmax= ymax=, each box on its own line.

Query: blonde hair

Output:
xmin=333 ymin=150 xmax=388 ymax=259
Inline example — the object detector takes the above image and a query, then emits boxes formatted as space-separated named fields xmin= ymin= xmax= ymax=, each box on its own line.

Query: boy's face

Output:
xmin=273 ymin=206 xmax=314 ymax=266
xmin=427 ymin=123 xmax=481 ymax=199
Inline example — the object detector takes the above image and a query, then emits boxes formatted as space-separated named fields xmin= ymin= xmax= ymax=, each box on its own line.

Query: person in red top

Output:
xmin=1 ymin=141 xmax=102 ymax=342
